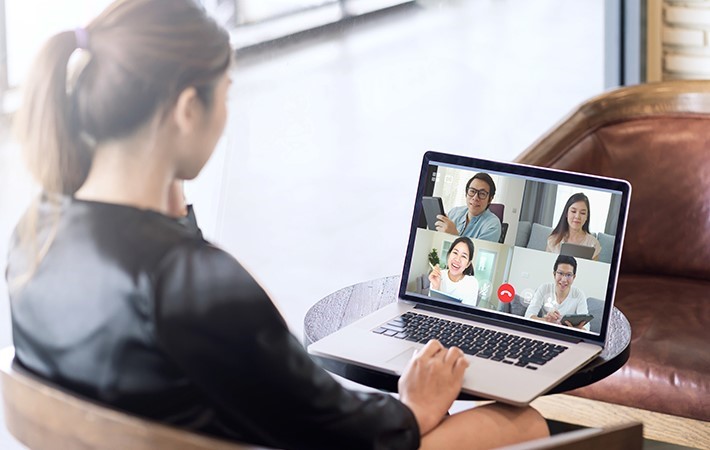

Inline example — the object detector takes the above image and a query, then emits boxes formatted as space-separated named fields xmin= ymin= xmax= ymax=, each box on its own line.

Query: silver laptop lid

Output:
xmin=399 ymin=151 xmax=631 ymax=346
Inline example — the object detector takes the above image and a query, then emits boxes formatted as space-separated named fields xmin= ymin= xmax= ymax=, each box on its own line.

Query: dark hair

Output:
xmin=465 ymin=173 xmax=496 ymax=208
xmin=14 ymin=0 xmax=232 ymax=196
xmin=549 ymin=193 xmax=591 ymax=247
xmin=448 ymin=237 xmax=475 ymax=276
xmin=11 ymin=0 xmax=232 ymax=289
xmin=554 ymin=255 xmax=578 ymax=275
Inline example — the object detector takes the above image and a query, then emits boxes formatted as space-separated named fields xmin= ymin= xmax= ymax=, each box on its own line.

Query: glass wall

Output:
xmin=0 ymin=0 xmax=413 ymax=97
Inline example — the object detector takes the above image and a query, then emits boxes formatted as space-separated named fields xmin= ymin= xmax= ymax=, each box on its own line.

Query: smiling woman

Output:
xmin=428 ymin=236 xmax=479 ymax=305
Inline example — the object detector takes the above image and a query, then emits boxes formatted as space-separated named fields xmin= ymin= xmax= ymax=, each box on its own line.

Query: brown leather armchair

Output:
xmin=515 ymin=80 xmax=710 ymax=422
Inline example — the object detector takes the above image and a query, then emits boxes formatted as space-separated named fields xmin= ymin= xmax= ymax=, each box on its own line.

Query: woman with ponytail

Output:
xmin=7 ymin=1 xmax=548 ymax=448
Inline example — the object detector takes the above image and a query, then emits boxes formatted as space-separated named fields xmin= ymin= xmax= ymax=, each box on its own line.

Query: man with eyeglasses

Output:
xmin=435 ymin=173 xmax=502 ymax=242
xmin=524 ymin=255 xmax=590 ymax=331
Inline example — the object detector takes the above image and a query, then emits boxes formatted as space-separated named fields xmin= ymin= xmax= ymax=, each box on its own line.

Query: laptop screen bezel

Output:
xmin=398 ymin=151 xmax=631 ymax=346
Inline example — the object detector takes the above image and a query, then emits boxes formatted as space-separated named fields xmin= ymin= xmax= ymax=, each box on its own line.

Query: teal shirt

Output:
xmin=447 ymin=206 xmax=502 ymax=243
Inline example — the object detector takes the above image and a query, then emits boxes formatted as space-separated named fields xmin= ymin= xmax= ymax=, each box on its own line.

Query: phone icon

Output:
xmin=497 ymin=283 xmax=515 ymax=303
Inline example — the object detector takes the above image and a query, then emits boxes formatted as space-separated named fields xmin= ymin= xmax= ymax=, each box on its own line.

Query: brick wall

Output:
xmin=656 ymin=0 xmax=710 ymax=80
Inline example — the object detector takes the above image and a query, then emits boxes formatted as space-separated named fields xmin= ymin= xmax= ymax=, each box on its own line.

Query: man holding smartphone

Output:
xmin=435 ymin=173 xmax=502 ymax=243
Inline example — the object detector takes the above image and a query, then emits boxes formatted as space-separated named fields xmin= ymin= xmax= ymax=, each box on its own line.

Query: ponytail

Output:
xmin=9 ymin=31 xmax=93 ymax=291
xmin=10 ymin=0 xmax=232 ymax=290
xmin=463 ymin=263 xmax=474 ymax=277
xmin=14 ymin=30 xmax=93 ymax=196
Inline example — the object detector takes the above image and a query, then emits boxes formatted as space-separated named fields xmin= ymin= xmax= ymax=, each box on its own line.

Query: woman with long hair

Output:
xmin=7 ymin=1 xmax=548 ymax=448
xmin=546 ymin=193 xmax=601 ymax=261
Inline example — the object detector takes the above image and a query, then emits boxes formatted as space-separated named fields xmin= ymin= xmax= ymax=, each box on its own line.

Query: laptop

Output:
xmin=560 ymin=242 xmax=595 ymax=260
xmin=308 ymin=151 xmax=631 ymax=406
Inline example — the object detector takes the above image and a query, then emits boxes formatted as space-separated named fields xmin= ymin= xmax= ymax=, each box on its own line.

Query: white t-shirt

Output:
xmin=435 ymin=269 xmax=479 ymax=306
xmin=524 ymin=282 xmax=589 ymax=330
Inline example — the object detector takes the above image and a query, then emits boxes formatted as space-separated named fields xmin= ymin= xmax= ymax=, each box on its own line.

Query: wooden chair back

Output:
xmin=0 ymin=347 xmax=271 ymax=450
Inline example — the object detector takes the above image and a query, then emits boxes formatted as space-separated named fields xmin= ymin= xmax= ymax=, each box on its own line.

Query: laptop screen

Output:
xmin=400 ymin=151 xmax=631 ymax=344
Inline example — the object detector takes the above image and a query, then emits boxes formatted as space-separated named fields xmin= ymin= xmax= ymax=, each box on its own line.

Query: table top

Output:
xmin=304 ymin=275 xmax=631 ymax=400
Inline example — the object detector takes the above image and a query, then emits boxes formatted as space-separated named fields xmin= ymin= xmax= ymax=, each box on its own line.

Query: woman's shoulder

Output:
xmin=585 ymin=232 xmax=601 ymax=246
xmin=25 ymin=197 xmax=214 ymax=273
xmin=546 ymin=233 xmax=560 ymax=251
xmin=462 ymin=275 xmax=479 ymax=291
xmin=464 ymin=274 xmax=479 ymax=285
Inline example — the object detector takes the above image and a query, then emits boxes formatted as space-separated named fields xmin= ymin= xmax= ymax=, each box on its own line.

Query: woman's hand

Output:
xmin=435 ymin=215 xmax=458 ymax=236
xmin=166 ymin=180 xmax=188 ymax=218
xmin=428 ymin=265 xmax=442 ymax=291
xmin=398 ymin=340 xmax=469 ymax=435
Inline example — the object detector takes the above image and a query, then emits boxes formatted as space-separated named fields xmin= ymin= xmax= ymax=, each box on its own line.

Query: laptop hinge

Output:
xmin=413 ymin=303 xmax=583 ymax=344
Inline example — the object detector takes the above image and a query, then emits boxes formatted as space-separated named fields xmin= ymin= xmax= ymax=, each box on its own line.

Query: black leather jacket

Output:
xmin=7 ymin=198 xmax=419 ymax=450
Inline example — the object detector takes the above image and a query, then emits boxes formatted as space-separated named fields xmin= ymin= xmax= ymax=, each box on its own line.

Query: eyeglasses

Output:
xmin=466 ymin=188 xmax=489 ymax=200
xmin=555 ymin=271 xmax=575 ymax=279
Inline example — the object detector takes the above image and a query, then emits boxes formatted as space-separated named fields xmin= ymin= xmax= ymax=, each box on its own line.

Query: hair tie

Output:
xmin=74 ymin=27 xmax=89 ymax=50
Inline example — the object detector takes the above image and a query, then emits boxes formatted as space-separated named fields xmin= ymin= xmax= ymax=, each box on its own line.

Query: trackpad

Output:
xmin=386 ymin=347 xmax=417 ymax=371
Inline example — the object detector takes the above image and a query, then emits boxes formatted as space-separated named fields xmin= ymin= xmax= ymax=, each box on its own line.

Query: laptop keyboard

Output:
xmin=372 ymin=312 xmax=568 ymax=370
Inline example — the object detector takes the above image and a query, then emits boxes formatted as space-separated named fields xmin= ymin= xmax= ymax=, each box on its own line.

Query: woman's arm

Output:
xmin=155 ymin=243 xmax=420 ymax=450
xmin=428 ymin=265 xmax=442 ymax=291
xmin=590 ymin=234 xmax=601 ymax=261
xmin=545 ymin=234 xmax=557 ymax=253
xmin=460 ymin=276 xmax=479 ymax=306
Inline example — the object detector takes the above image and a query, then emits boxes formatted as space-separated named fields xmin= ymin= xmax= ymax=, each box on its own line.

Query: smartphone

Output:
xmin=421 ymin=196 xmax=445 ymax=230
xmin=561 ymin=314 xmax=594 ymax=326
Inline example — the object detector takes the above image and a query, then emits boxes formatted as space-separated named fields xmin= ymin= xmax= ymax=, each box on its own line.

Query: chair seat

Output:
xmin=569 ymin=275 xmax=710 ymax=421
